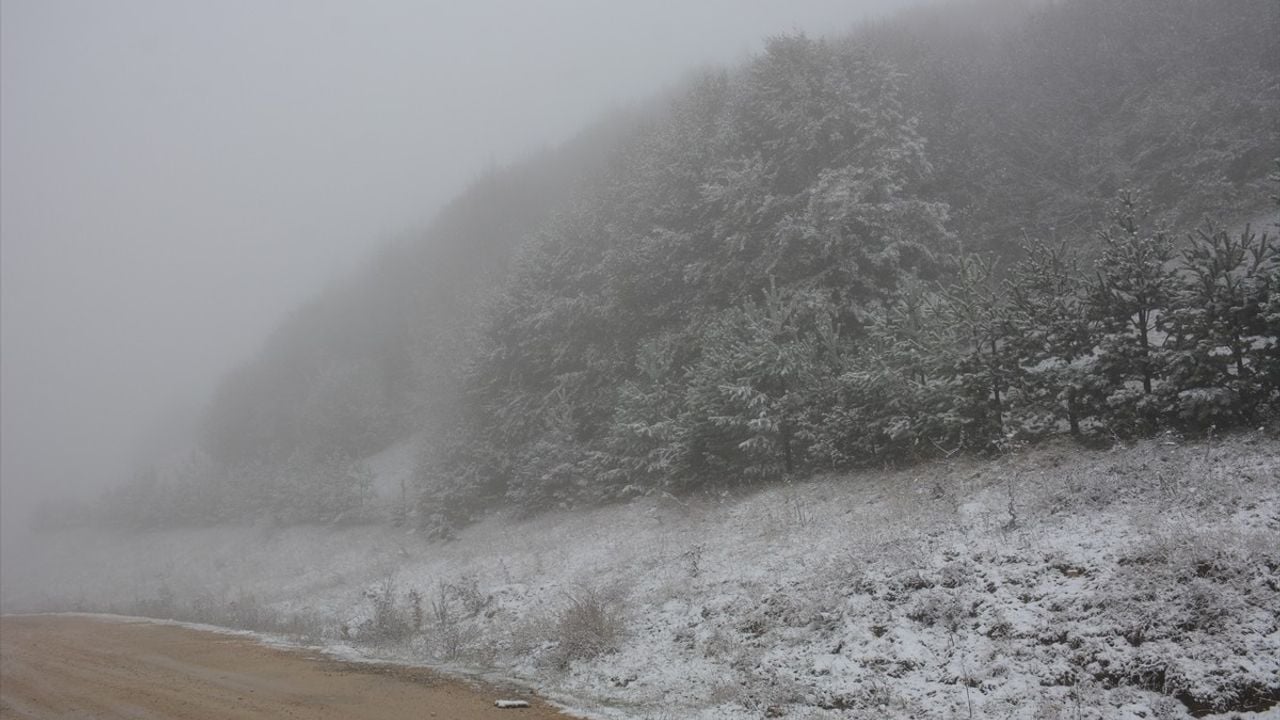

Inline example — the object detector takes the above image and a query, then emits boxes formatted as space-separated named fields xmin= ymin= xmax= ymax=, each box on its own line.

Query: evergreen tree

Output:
xmin=1088 ymin=191 xmax=1178 ymax=432
xmin=679 ymin=285 xmax=842 ymax=481
xmin=1006 ymin=239 xmax=1100 ymax=438
xmin=813 ymin=277 xmax=955 ymax=465
xmin=1165 ymin=221 xmax=1278 ymax=425
xmin=934 ymin=253 xmax=1014 ymax=447
xmin=718 ymin=35 xmax=949 ymax=309
xmin=599 ymin=333 xmax=692 ymax=493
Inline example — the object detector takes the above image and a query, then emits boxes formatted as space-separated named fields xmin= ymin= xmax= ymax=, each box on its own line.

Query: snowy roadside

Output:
xmin=3 ymin=432 xmax=1277 ymax=719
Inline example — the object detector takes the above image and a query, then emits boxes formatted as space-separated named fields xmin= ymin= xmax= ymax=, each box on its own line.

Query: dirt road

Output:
xmin=0 ymin=614 xmax=580 ymax=719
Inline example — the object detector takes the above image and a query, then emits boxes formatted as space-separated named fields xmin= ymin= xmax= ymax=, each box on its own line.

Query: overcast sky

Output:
xmin=1 ymin=0 xmax=914 ymax=540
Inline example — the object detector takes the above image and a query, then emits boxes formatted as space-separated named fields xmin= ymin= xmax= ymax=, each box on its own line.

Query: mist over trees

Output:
xmin=866 ymin=0 xmax=1279 ymax=252
xmin=45 ymin=0 xmax=1279 ymax=532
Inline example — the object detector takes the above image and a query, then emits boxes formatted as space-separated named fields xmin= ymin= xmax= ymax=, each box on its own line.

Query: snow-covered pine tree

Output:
xmin=599 ymin=333 xmax=690 ymax=494
xmin=934 ymin=253 xmax=1014 ymax=449
xmin=1165 ymin=221 xmax=1278 ymax=426
xmin=814 ymin=277 xmax=956 ymax=465
xmin=1006 ymin=239 xmax=1101 ymax=439
xmin=680 ymin=285 xmax=841 ymax=481
xmin=1088 ymin=191 xmax=1178 ymax=433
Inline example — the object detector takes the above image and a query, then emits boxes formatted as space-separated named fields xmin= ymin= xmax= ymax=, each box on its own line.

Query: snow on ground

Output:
xmin=3 ymin=432 xmax=1278 ymax=719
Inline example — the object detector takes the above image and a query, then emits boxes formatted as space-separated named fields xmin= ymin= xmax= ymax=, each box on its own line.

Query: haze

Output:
xmin=1 ymin=0 xmax=919 ymax=543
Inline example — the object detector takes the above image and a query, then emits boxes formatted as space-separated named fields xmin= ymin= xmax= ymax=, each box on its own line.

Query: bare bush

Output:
xmin=447 ymin=573 xmax=490 ymax=616
xmin=362 ymin=576 xmax=413 ymax=645
xmin=429 ymin=579 xmax=481 ymax=660
xmin=550 ymin=585 xmax=625 ymax=669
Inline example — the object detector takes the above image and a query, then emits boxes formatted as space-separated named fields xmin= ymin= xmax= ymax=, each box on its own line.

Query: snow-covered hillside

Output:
xmin=4 ymin=433 xmax=1278 ymax=719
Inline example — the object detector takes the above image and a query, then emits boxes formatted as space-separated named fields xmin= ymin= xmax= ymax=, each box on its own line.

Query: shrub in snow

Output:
xmin=549 ymin=585 xmax=625 ymax=669
xmin=361 ymin=576 xmax=413 ymax=646
xmin=426 ymin=579 xmax=484 ymax=661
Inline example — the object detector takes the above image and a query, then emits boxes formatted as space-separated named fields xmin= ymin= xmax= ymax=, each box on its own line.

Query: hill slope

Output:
xmin=7 ymin=434 xmax=1278 ymax=719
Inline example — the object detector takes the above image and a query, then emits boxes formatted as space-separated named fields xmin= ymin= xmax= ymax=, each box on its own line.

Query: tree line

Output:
xmin=423 ymin=31 xmax=1278 ymax=525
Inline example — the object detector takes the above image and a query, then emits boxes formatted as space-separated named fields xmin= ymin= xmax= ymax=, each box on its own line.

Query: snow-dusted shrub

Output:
xmin=738 ymin=586 xmax=837 ymax=634
xmin=360 ymin=576 xmax=413 ymax=646
xmin=445 ymin=573 xmax=490 ymax=616
xmin=904 ymin=587 xmax=970 ymax=631
xmin=427 ymin=580 xmax=482 ymax=660
xmin=549 ymin=585 xmax=625 ymax=669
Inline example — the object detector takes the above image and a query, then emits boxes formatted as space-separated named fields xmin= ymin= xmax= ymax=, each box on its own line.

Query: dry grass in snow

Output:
xmin=4 ymin=431 xmax=1277 ymax=719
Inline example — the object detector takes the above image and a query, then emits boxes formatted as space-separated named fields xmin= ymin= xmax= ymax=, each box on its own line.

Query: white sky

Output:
xmin=0 ymin=0 xmax=913 ymax=539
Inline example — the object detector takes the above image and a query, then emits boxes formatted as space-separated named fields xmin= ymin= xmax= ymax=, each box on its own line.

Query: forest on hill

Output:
xmin=46 ymin=0 xmax=1279 ymax=532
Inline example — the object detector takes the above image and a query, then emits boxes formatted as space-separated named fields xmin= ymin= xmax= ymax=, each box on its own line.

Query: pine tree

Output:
xmin=745 ymin=35 xmax=949 ymax=307
xmin=1006 ymin=239 xmax=1100 ymax=438
xmin=814 ymin=277 xmax=956 ymax=464
xmin=934 ymin=253 xmax=1013 ymax=448
xmin=1165 ymin=220 xmax=1278 ymax=426
xmin=599 ymin=333 xmax=691 ymax=493
xmin=680 ymin=285 xmax=842 ymax=481
xmin=1088 ymin=191 xmax=1178 ymax=432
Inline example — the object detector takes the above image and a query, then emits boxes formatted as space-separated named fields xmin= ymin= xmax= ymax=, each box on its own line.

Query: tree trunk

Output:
xmin=781 ymin=418 xmax=794 ymax=475
xmin=1066 ymin=389 xmax=1081 ymax=438
xmin=1138 ymin=311 xmax=1153 ymax=395
xmin=989 ymin=337 xmax=1004 ymax=435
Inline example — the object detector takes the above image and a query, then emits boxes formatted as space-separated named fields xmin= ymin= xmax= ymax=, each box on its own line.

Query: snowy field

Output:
xmin=4 ymin=432 xmax=1278 ymax=719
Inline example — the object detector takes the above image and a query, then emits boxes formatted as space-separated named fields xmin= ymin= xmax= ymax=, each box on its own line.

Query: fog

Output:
xmin=1 ymin=1 xmax=917 ymax=548
xmin=4 ymin=2 xmax=1278 ymax=715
